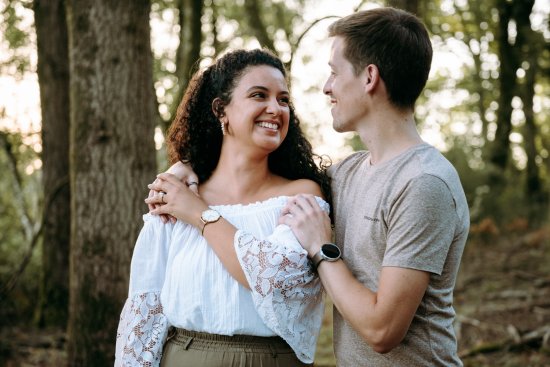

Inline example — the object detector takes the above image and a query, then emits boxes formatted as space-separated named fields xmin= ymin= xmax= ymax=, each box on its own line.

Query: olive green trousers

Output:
xmin=160 ymin=328 xmax=311 ymax=367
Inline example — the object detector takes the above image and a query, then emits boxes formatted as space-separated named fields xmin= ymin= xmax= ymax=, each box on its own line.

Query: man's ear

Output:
xmin=212 ymin=98 xmax=225 ymax=119
xmin=364 ymin=64 xmax=380 ymax=93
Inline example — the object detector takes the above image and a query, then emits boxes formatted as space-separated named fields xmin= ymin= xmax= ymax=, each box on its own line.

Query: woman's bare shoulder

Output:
xmin=278 ymin=178 xmax=323 ymax=199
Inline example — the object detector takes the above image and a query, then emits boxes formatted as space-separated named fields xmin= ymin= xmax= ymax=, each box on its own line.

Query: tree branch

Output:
xmin=0 ymin=175 xmax=69 ymax=298
xmin=0 ymin=130 xmax=34 ymax=240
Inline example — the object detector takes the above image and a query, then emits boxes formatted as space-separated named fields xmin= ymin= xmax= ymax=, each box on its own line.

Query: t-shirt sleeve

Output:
xmin=383 ymin=174 xmax=458 ymax=275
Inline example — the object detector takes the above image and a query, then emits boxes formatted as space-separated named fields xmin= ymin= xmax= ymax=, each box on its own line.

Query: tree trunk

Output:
xmin=34 ymin=0 xmax=71 ymax=328
xmin=167 ymin=0 xmax=203 ymax=128
xmin=211 ymin=0 xmax=221 ymax=58
xmin=514 ymin=0 xmax=543 ymax=222
xmin=243 ymin=0 xmax=276 ymax=52
xmin=65 ymin=0 xmax=157 ymax=365
xmin=456 ymin=1 xmax=491 ymax=148
xmin=488 ymin=0 xmax=516 ymax=188
xmin=522 ymin=51 xmax=542 ymax=221
xmin=387 ymin=0 xmax=420 ymax=15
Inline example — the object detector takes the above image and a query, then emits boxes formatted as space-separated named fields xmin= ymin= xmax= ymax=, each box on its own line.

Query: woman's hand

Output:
xmin=147 ymin=162 xmax=200 ymax=223
xmin=145 ymin=173 xmax=208 ymax=228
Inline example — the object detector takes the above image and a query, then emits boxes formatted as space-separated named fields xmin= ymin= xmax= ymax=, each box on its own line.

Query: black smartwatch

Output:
xmin=311 ymin=243 xmax=342 ymax=270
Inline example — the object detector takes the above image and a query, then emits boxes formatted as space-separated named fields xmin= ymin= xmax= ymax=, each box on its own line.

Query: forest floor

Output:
xmin=1 ymin=222 xmax=550 ymax=367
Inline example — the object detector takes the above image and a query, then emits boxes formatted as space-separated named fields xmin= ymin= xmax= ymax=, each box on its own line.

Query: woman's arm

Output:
xmin=115 ymin=215 xmax=174 ymax=366
xmin=146 ymin=173 xmax=324 ymax=289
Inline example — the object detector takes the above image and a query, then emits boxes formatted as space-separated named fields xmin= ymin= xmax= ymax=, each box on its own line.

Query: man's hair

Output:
xmin=328 ymin=7 xmax=433 ymax=109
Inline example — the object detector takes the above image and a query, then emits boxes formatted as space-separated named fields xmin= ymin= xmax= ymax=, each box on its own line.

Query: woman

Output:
xmin=115 ymin=49 xmax=331 ymax=367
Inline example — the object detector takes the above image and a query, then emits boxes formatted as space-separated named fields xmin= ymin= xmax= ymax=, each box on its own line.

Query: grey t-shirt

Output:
xmin=330 ymin=143 xmax=469 ymax=367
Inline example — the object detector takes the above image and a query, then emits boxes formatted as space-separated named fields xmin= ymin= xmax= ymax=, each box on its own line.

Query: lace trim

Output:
xmin=115 ymin=292 xmax=169 ymax=367
xmin=235 ymin=231 xmax=324 ymax=363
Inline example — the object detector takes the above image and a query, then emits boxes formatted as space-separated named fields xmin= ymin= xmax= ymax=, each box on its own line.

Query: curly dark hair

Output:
xmin=167 ymin=48 xmax=331 ymax=203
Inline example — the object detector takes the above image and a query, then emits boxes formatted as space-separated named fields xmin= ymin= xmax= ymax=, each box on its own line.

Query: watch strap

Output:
xmin=311 ymin=252 xmax=325 ymax=270
xmin=311 ymin=243 xmax=342 ymax=271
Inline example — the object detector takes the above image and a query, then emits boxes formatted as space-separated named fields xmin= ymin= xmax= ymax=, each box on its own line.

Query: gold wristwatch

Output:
xmin=200 ymin=209 xmax=221 ymax=235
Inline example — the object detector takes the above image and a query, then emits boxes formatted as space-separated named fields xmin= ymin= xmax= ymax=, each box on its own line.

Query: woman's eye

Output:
xmin=251 ymin=92 xmax=265 ymax=98
xmin=279 ymin=97 xmax=290 ymax=105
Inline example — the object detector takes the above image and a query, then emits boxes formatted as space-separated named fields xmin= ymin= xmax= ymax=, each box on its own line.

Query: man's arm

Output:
xmin=279 ymin=194 xmax=430 ymax=353
xmin=316 ymin=261 xmax=428 ymax=353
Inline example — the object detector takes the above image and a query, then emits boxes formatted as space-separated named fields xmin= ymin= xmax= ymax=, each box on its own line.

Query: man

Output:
xmin=150 ymin=7 xmax=469 ymax=366
xmin=279 ymin=7 xmax=469 ymax=366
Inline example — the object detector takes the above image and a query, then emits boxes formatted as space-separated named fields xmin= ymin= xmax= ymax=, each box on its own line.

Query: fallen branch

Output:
xmin=460 ymin=325 xmax=550 ymax=358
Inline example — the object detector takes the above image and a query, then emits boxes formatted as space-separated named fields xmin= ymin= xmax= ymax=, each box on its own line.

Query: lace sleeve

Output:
xmin=114 ymin=292 xmax=169 ymax=367
xmin=235 ymin=228 xmax=324 ymax=364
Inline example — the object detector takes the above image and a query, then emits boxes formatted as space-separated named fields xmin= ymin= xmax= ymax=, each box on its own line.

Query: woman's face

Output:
xmin=221 ymin=65 xmax=290 ymax=153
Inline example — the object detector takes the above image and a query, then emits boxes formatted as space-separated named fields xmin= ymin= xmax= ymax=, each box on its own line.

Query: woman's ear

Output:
xmin=212 ymin=98 xmax=225 ymax=119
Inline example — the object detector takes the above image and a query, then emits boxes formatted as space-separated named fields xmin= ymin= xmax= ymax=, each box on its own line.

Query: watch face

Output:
xmin=321 ymin=243 xmax=341 ymax=259
xmin=202 ymin=209 xmax=221 ymax=222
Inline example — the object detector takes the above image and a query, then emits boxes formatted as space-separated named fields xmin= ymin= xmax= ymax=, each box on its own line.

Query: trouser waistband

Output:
xmin=169 ymin=328 xmax=292 ymax=353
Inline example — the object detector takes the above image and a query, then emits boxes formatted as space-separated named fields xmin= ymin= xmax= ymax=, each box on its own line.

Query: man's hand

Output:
xmin=279 ymin=194 xmax=332 ymax=256
xmin=148 ymin=161 xmax=199 ymax=223
xmin=166 ymin=161 xmax=199 ymax=195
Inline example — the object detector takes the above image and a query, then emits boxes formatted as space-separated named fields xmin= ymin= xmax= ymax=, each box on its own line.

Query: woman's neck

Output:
xmin=201 ymin=146 xmax=280 ymax=205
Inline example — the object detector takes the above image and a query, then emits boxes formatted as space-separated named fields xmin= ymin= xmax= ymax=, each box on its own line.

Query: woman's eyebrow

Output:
xmin=246 ymin=86 xmax=269 ymax=93
xmin=246 ymin=86 xmax=289 ymax=95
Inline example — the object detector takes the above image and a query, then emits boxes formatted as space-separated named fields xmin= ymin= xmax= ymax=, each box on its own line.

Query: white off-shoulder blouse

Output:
xmin=115 ymin=196 xmax=330 ymax=366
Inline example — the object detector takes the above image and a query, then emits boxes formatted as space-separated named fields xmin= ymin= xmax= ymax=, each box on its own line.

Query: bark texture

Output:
xmin=65 ymin=0 xmax=156 ymax=364
xmin=34 ymin=0 xmax=71 ymax=328
xmin=167 ymin=0 xmax=203 ymax=128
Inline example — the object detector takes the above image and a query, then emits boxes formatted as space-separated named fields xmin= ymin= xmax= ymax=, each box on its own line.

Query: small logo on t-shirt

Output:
xmin=364 ymin=215 xmax=380 ymax=222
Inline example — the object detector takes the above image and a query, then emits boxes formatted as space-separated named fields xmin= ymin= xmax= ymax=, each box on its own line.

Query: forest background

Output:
xmin=0 ymin=0 xmax=549 ymax=366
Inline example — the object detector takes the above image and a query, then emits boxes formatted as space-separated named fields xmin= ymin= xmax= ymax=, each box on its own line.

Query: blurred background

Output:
xmin=0 ymin=0 xmax=549 ymax=366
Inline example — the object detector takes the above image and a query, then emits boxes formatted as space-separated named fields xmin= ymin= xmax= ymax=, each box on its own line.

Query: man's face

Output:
xmin=323 ymin=37 xmax=368 ymax=133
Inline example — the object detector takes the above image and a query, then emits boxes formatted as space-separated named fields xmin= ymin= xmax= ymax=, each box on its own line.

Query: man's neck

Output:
xmin=357 ymin=108 xmax=424 ymax=166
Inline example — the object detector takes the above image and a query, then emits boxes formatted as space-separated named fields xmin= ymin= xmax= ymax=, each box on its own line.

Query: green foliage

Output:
xmin=0 ymin=0 xmax=34 ymax=75
xmin=413 ymin=0 xmax=550 ymax=225
xmin=0 ymin=0 xmax=549 ymax=358
xmin=0 ymin=130 xmax=42 ymax=326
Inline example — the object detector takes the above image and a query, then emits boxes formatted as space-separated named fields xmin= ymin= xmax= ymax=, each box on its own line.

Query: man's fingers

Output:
xmin=187 ymin=181 xmax=199 ymax=195
xmin=278 ymin=213 xmax=294 ymax=226
xmin=156 ymin=172 xmax=180 ymax=185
